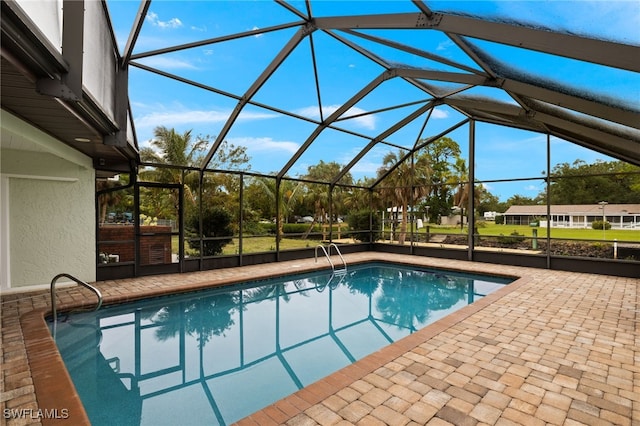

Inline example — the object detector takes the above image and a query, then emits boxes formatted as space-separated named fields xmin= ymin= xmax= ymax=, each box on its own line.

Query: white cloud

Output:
xmin=136 ymin=110 xmax=227 ymax=129
xmin=479 ymin=133 xmax=546 ymax=153
xmin=335 ymin=145 xmax=387 ymax=177
xmin=431 ymin=108 xmax=449 ymax=119
xmin=436 ymin=40 xmax=454 ymax=51
xmin=226 ymin=136 xmax=299 ymax=154
xmin=137 ymin=56 xmax=198 ymax=70
xmin=481 ymin=183 xmax=493 ymax=192
xmin=349 ymin=160 xmax=381 ymax=175
xmin=295 ymin=105 xmax=376 ymax=130
xmin=524 ymin=184 xmax=540 ymax=192
xmin=340 ymin=107 xmax=376 ymax=129
xmin=146 ymin=11 xmax=183 ymax=29
xmin=237 ymin=110 xmax=279 ymax=121
xmin=135 ymin=108 xmax=277 ymax=129
xmin=251 ymin=26 xmax=263 ymax=38
xmin=130 ymin=100 xmax=150 ymax=110
xmin=295 ymin=105 xmax=320 ymax=117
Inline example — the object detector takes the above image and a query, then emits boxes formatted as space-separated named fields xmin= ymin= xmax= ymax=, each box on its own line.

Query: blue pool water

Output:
xmin=51 ymin=263 xmax=512 ymax=426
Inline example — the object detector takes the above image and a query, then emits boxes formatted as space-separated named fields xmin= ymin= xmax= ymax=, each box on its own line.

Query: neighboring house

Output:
xmin=503 ymin=204 xmax=640 ymax=229
xmin=384 ymin=206 xmax=465 ymax=227
xmin=483 ymin=211 xmax=498 ymax=221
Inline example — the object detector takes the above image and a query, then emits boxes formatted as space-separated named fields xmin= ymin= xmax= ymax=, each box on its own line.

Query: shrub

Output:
xmin=591 ymin=220 xmax=611 ymax=230
xmin=496 ymin=231 xmax=525 ymax=245
xmin=260 ymin=222 xmax=334 ymax=238
xmin=282 ymin=223 xmax=318 ymax=234
xmin=347 ymin=210 xmax=381 ymax=242
xmin=494 ymin=214 xmax=504 ymax=225
xmin=243 ymin=221 xmax=269 ymax=236
xmin=262 ymin=223 xmax=277 ymax=234
xmin=186 ymin=206 xmax=234 ymax=256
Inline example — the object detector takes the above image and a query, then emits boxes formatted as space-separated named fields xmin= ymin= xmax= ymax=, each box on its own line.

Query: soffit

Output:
xmin=0 ymin=1 xmax=137 ymax=175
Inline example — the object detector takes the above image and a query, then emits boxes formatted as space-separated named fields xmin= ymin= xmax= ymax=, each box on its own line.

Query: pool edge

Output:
xmin=20 ymin=254 xmax=527 ymax=426
xmin=21 ymin=309 xmax=91 ymax=425
xmin=233 ymin=274 xmax=532 ymax=425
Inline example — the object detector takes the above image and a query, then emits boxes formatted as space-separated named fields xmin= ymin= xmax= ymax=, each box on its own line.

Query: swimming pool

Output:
xmin=51 ymin=262 xmax=512 ymax=425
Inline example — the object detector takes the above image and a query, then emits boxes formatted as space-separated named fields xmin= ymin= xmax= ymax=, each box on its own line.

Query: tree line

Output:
xmin=100 ymin=126 xmax=640 ymax=250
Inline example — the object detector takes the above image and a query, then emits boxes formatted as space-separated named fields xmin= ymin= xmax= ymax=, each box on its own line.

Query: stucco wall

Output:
xmin=1 ymin=112 xmax=96 ymax=289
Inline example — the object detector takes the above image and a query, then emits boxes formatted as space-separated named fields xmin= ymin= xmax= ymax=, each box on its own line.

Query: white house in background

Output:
xmin=503 ymin=204 xmax=640 ymax=229
xmin=384 ymin=206 xmax=465 ymax=227
xmin=483 ymin=211 xmax=498 ymax=221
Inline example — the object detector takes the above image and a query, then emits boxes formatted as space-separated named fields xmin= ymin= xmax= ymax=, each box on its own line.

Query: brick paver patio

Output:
xmin=1 ymin=253 xmax=638 ymax=425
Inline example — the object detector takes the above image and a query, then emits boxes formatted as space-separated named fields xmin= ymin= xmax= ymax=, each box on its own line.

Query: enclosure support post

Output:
xmin=239 ymin=173 xmax=244 ymax=266
xmin=179 ymin=170 xmax=184 ymax=273
xmin=133 ymin=173 xmax=140 ymax=276
xmin=410 ymin=152 xmax=415 ymax=255
xmin=198 ymin=171 xmax=204 ymax=270
xmin=546 ymin=134 xmax=552 ymax=269
xmin=467 ymin=119 xmax=476 ymax=261
xmin=329 ymin=184 xmax=334 ymax=243
xmin=275 ymin=177 xmax=281 ymax=261
xmin=369 ymin=188 xmax=374 ymax=246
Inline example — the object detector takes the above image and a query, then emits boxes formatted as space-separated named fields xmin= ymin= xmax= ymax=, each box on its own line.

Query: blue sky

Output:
xmin=106 ymin=0 xmax=639 ymax=200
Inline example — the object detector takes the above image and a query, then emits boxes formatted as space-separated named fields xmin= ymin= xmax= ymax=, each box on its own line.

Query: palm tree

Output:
xmin=343 ymin=183 xmax=372 ymax=213
xmin=452 ymin=158 xmax=487 ymax=234
xmin=300 ymin=161 xmax=348 ymax=239
xmin=140 ymin=126 xmax=209 ymax=205
xmin=141 ymin=127 xmax=208 ymax=168
xmin=452 ymin=157 xmax=469 ymax=229
xmin=96 ymin=175 xmax=134 ymax=224
xmin=97 ymin=179 xmax=124 ymax=225
xmin=377 ymin=150 xmax=431 ymax=244
xmin=250 ymin=177 xmax=302 ymax=243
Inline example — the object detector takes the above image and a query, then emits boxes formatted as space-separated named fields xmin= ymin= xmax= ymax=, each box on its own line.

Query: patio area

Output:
xmin=1 ymin=252 xmax=637 ymax=425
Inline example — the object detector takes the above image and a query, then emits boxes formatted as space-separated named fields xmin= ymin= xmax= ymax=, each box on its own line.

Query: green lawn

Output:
xmin=419 ymin=223 xmax=640 ymax=242
xmin=222 ymin=237 xmax=317 ymax=255
xmin=176 ymin=236 xmax=322 ymax=256
xmin=174 ymin=223 xmax=638 ymax=256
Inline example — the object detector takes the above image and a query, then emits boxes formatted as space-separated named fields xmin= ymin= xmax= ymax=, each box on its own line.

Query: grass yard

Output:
xmin=221 ymin=237 xmax=317 ymax=255
xmin=177 ymin=236 xmax=322 ymax=256
xmin=417 ymin=223 xmax=640 ymax=242
xmin=173 ymin=223 xmax=639 ymax=257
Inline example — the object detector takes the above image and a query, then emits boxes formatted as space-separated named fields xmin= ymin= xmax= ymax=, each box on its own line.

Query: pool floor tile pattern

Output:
xmin=1 ymin=253 xmax=638 ymax=425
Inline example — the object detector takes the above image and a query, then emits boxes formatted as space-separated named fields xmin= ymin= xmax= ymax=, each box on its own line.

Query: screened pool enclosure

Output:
xmin=2 ymin=0 xmax=638 ymax=282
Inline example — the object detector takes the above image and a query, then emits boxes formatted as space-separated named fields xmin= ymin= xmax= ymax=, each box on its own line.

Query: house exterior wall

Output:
xmin=1 ymin=111 xmax=95 ymax=290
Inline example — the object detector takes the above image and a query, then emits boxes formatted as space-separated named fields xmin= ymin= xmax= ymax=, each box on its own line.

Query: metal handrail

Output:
xmin=328 ymin=243 xmax=347 ymax=272
xmin=315 ymin=244 xmax=335 ymax=270
xmin=314 ymin=243 xmax=347 ymax=272
xmin=50 ymin=273 xmax=103 ymax=336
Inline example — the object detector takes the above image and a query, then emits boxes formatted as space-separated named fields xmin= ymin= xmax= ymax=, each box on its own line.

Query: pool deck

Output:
xmin=1 ymin=252 xmax=638 ymax=425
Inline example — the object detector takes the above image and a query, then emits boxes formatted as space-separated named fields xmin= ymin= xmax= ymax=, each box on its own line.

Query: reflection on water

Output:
xmin=52 ymin=263 xmax=511 ymax=426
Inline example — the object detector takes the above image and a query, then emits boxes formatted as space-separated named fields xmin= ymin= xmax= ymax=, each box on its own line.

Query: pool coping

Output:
xmin=17 ymin=254 xmax=529 ymax=426
xmin=233 ymin=273 xmax=533 ymax=425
